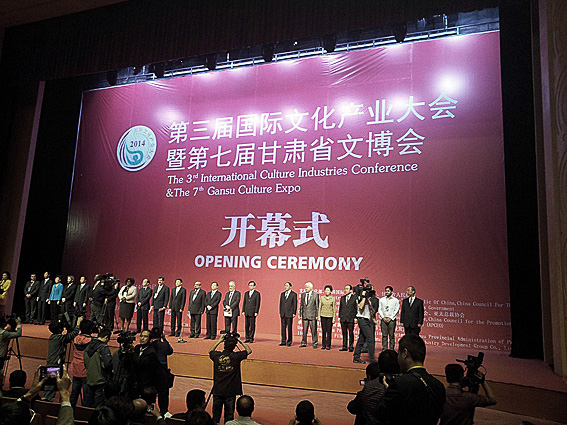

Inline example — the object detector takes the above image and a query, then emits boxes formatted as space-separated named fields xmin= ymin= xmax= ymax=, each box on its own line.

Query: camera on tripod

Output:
xmin=5 ymin=313 xmax=18 ymax=330
xmin=456 ymin=352 xmax=485 ymax=393
xmin=353 ymin=278 xmax=375 ymax=298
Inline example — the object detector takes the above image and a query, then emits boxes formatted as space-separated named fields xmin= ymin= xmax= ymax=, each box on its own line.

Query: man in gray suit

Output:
xmin=299 ymin=282 xmax=319 ymax=348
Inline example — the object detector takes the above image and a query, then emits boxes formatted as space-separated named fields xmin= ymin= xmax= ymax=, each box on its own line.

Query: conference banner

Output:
xmin=64 ymin=31 xmax=511 ymax=351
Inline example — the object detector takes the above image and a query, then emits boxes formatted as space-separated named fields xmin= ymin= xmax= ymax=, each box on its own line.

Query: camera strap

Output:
xmin=410 ymin=371 xmax=437 ymax=402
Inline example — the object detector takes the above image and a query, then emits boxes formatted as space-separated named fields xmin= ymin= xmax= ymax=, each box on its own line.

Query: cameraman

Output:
xmin=0 ymin=315 xmax=22 ymax=372
xmin=353 ymin=284 xmax=378 ymax=364
xmin=209 ymin=333 xmax=252 ymax=424
xmin=439 ymin=364 xmax=496 ymax=425
xmin=111 ymin=330 xmax=136 ymax=398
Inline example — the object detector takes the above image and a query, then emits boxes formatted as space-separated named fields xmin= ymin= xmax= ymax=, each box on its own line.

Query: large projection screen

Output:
xmin=64 ymin=31 xmax=511 ymax=351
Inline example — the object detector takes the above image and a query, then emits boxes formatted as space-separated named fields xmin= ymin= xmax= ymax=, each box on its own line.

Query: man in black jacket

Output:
xmin=204 ymin=282 xmax=222 ymax=340
xmin=339 ymin=284 xmax=357 ymax=352
xmin=187 ymin=281 xmax=205 ymax=338
xmin=223 ymin=281 xmax=240 ymax=333
xmin=61 ymin=275 xmax=78 ymax=315
xmin=37 ymin=272 xmax=53 ymax=325
xmin=151 ymin=277 xmax=169 ymax=333
xmin=24 ymin=274 xmax=40 ymax=323
xmin=90 ymin=275 xmax=106 ymax=325
xmin=169 ymin=278 xmax=187 ymax=337
xmin=377 ymin=334 xmax=445 ymax=425
xmin=74 ymin=276 xmax=90 ymax=317
xmin=279 ymin=282 xmax=297 ymax=346
xmin=400 ymin=286 xmax=424 ymax=335
xmin=84 ymin=328 xmax=113 ymax=407
xmin=242 ymin=281 xmax=260 ymax=343
xmin=136 ymin=278 xmax=153 ymax=333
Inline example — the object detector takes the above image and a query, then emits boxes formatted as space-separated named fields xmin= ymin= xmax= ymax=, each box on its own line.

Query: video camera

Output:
xmin=116 ymin=330 xmax=136 ymax=348
xmin=353 ymin=278 xmax=375 ymax=299
xmin=456 ymin=352 xmax=485 ymax=393
xmin=100 ymin=273 xmax=120 ymax=286
xmin=5 ymin=313 xmax=18 ymax=330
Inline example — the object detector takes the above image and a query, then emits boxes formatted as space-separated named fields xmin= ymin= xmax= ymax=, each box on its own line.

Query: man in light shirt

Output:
xmin=379 ymin=285 xmax=399 ymax=350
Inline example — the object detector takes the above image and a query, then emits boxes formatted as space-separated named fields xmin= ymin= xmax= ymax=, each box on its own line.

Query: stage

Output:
xmin=13 ymin=324 xmax=567 ymax=423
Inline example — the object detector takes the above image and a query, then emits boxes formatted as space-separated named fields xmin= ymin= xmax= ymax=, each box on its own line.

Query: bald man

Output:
xmin=299 ymin=282 xmax=319 ymax=348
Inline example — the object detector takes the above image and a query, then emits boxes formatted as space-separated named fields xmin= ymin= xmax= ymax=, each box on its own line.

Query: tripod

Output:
xmin=1 ymin=337 xmax=23 ymax=384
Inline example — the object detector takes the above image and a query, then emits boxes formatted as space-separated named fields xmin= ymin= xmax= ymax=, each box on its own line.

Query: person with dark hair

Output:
xmin=37 ymin=272 xmax=53 ymax=325
xmin=140 ymin=385 xmax=157 ymax=407
xmin=90 ymin=275 xmax=106 ymax=324
xmin=84 ymin=327 xmax=113 ymax=407
xmin=318 ymin=284 xmax=335 ymax=350
xmin=74 ymin=275 xmax=90 ymax=317
xmin=171 ymin=389 xmax=206 ymax=420
xmin=118 ymin=278 xmax=137 ymax=331
xmin=61 ymin=275 xmax=77 ymax=314
xmin=339 ymin=284 xmax=357 ymax=352
xmin=348 ymin=350 xmax=400 ymax=425
xmin=103 ymin=277 xmax=120 ymax=330
xmin=170 ymin=278 xmax=187 ymax=338
xmin=24 ymin=273 xmax=40 ymax=324
xmin=400 ymin=286 xmax=424 ymax=336
xmin=226 ymin=395 xmax=260 ymax=425
xmin=209 ymin=333 xmax=252 ymax=424
xmin=149 ymin=327 xmax=174 ymax=415
xmin=48 ymin=275 xmax=64 ymax=322
xmin=88 ymin=404 xmax=126 ymax=425
xmin=353 ymin=285 xmax=378 ymax=364
xmin=205 ymin=281 xmax=222 ymax=340
xmin=290 ymin=400 xmax=323 ymax=425
xmin=279 ymin=282 xmax=297 ymax=346
xmin=186 ymin=408 xmax=215 ymax=425
xmin=3 ymin=370 xmax=28 ymax=398
xmin=0 ymin=271 xmax=11 ymax=317
xmin=136 ymin=278 xmax=152 ymax=333
xmin=0 ymin=315 xmax=21 ymax=371
xmin=379 ymin=285 xmax=399 ymax=350
xmin=0 ymin=398 xmax=32 ymax=425
xmin=151 ymin=277 xmax=169 ymax=333
xmin=70 ymin=319 xmax=94 ymax=406
xmin=377 ymin=334 xmax=445 ymax=425
xmin=439 ymin=364 xmax=496 ymax=425
xmin=242 ymin=281 xmax=261 ymax=343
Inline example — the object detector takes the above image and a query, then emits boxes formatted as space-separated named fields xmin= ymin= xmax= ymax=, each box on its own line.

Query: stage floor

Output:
xmin=19 ymin=324 xmax=567 ymax=393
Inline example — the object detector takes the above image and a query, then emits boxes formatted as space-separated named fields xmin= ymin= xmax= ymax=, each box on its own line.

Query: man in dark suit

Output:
xmin=169 ymin=278 xmax=187 ymax=337
xmin=61 ymin=275 xmax=77 ymax=314
xmin=204 ymin=281 xmax=222 ymax=340
xmin=299 ymin=282 xmax=319 ymax=348
xmin=400 ymin=286 xmax=424 ymax=335
xmin=377 ymin=334 xmax=445 ymax=425
xmin=151 ymin=276 xmax=170 ymax=333
xmin=339 ymin=284 xmax=358 ymax=352
xmin=37 ymin=271 xmax=53 ymax=325
xmin=24 ymin=273 xmax=39 ymax=323
xmin=223 ymin=281 xmax=240 ymax=333
xmin=242 ymin=281 xmax=261 ymax=343
xmin=187 ymin=281 xmax=205 ymax=338
xmin=136 ymin=278 xmax=152 ymax=333
xmin=89 ymin=275 xmax=105 ymax=324
xmin=73 ymin=275 xmax=90 ymax=317
xmin=279 ymin=282 xmax=297 ymax=346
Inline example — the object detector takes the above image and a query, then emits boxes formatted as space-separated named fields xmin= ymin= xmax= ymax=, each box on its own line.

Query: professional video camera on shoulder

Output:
xmin=353 ymin=278 xmax=376 ymax=299
xmin=116 ymin=330 xmax=136 ymax=348
xmin=101 ymin=273 xmax=120 ymax=286
xmin=456 ymin=352 xmax=486 ymax=393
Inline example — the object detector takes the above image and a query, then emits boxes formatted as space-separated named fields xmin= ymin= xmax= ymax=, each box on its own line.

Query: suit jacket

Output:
xmin=222 ymin=290 xmax=241 ymax=316
xmin=90 ymin=281 xmax=106 ymax=305
xmin=205 ymin=290 xmax=222 ymax=314
xmin=243 ymin=290 xmax=261 ymax=316
xmin=38 ymin=278 xmax=53 ymax=301
xmin=152 ymin=284 xmax=170 ymax=309
xmin=170 ymin=286 xmax=187 ymax=312
xmin=188 ymin=288 xmax=205 ymax=314
xmin=62 ymin=283 xmax=77 ymax=304
xmin=339 ymin=293 xmax=358 ymax=322
xmin=136 ymin=286 xmax=153 ymax=311
xmin=279 ymin=290 xmax=297 ymax=318
xmin=400 ymin=297 xmax=424 ymax=328
xmin=377 ymin=367 xmax=446 ymax=425
xmin=300 ymin=291 xmax=319 ymax=320
xmin=24 ymin=280 xmax=40 ymax=298
xmin=74 ymin=283 xmax=90 ymax=307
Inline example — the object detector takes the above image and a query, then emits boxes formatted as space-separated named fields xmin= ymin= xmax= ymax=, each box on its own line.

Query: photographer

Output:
xmin=439 ymin=364 xmax=496 ymax=425
xmin=83 ymin=328 xmax=113 ymax=407
xmin=111 ymin=330 xmax=136 ymax=398
xmin=209 ymin=332 xmax=252 ymax=424
xmin=0 ymin=315 xmax=22 ymax=372
xmin=103 ymin=275 xmax=120 ymax=330
xmin=69 ymin=319 xmax=94 ymax=406
xmin=352 ymin=281 xmax=378 ymax=364
xmin=150 ymin=327 xmax=174 ymax=415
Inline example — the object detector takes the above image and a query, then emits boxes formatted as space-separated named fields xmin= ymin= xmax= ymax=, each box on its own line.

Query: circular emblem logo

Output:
xmin=116 ymin=125 xmax=157 ymax=172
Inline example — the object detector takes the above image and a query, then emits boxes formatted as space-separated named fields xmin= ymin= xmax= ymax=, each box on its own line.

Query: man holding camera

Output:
xmin=353 ymin=283 xmax=378 ymax=364
xmin=209 ymin=332 xmax=252 ymax=424
xmin=439 ymin=364 xmax=496 ymax=425
xmin=0 ymin=315 xmax=22 ymax=372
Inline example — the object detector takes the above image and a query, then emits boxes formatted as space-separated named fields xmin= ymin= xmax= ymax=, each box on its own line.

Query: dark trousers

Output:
xmin=50 ymin=302 xmax=60 ymax=321
xmin=224 ymin=315 xmax=238 ymax=333
xmin=84 ymin=384 xmax=105 ymax=408
xmin=381 ymin=319 xmax=397 ymax=350
xmin=63 ymin=302 xmax=74 ymax=315
xmin=301 ymin=318 xmax=318 ymax=347
xmin=171 ymin=311 xmax=183 ymax=336
xmin=75 ymin=303 xmax=87 ymax=318
xmin=25 ymin=297 xmax=37 ymax=322
xmin=320 ymin=317 xmax=333 ymax=348
xmin=37 ymin=300 xmax=48 ymax=324
xmin=404 ymin=326 xmax=421 ymax=336
xmin=206 ymin=313 xmax=217 ymax=338
xmin=354 ymin=318 xmax=375 ymax=360
xmin=341 ymin=320 xmax=355 ymax=350
xmin=281 ymin=316 xmax=293 ymax=344
xmin=154 ymin=309 xmax=165 ymax=332
xmin=190 ymin=313 xmax=202 ymax=337
xmin=157 ymin=387 xmax=170 ymax=415
xmin=137 ymin=309 xmax=149 ymax=332
xmin=104 ymin=303 xmax=115 ymax=330
xmin=90 ymin=303 xmax=103 ymax=324
xmin=244 ymin=315 xmax=256 ymax=341
xmin=70 ymin=376 xmax=90 ymax=407
xmin=212 ymin=395 xmax=236 ymax=424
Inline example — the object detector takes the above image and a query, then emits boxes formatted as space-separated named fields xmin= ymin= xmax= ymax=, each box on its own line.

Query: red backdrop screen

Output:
xmin=64 ymin=31 xmax=511 ymax=351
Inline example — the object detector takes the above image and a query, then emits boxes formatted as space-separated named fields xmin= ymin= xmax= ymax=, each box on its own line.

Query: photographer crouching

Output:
xmin=0 ymin=315 xmax=22 ymax=376
xmin=352 ymin=279 xmax=379 ymax=364
xmin=209 ymin=331 xmax=252 ymax=424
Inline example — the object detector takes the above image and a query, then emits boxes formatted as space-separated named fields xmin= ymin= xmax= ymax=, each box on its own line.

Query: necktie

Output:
xmin=285 ymin=292 xmax=289 ymax=300
xmin=409 ymin=298 xmax=413 ymax=307
xmin=346 ymin=295 xmax=350 ymax=303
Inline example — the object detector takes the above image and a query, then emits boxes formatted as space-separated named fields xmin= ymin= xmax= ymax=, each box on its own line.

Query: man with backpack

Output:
xmin=83 ymin=328 xmax=113 ymax=407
